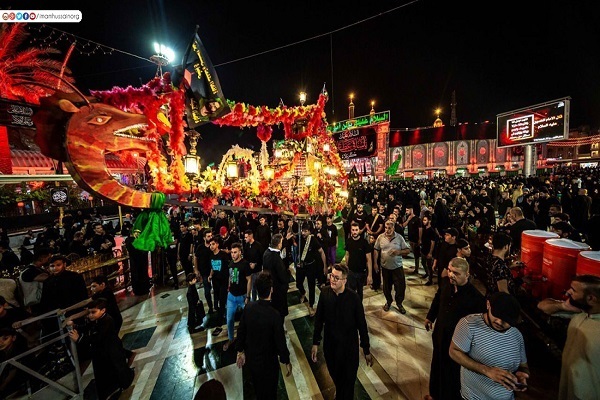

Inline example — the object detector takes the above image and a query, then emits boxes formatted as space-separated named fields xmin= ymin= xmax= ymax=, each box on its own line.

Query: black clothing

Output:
xmin=255 ymin=224 xmax=272 ymax=252
xmin=210 ymin=251 xmax=230 ymax=323
xmin=263 ymin=248 xmax=290 ymax=318
xmin=0 ymin=307 xmax=30 ymax=331
xmin=498 ymin=198 xmax=513 ymax=218
xmin=177 ymin=232 xmax=194 ymax=276
xmin=0 ymin=250 xmax=20 ymax=273
xmin=505 ymin=218 xmax=536 ymax=251
xmin=236 ymin=299 xmax=290 ymax=400
xmin=186 ymin=284 xmax=203 ymax=328
xmin=406 ymin=215 xmax=422 ymax=243
xmin=344 ymin=236 xmax=370 ymax=274
xmin=89 ymin=233 xmax=116 ymax=255
xmin=195 ymin=242 xmax=213 ymax=276
xmin=228 ymin=259 xmax=250 ymax=297
xmin=124 ymin=236 xmax=151 ymax=296
xmin=426 ymin=278 xmax=486 ymax=400
xmin=41 ymin=270 xmax=88 ymax=312
xmin=351 ymin=211 xmax=367 ymax=231
xmin=68 ymin=240 xmax=90 ymax=258
xmin=313 ymin=286 xmax=370 ymax=400
xmin=92 ymin=287 xmax=123 ymax=333
xmin=434 ymin=241 xmax=458 ymax=282
xmin=243 ymin=240 xmax=264 ymax=273
xmin=75 ymin=314 xmax=134 ymax=400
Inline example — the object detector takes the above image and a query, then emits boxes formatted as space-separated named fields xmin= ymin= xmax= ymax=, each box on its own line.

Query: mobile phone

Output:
xmin=514 ymin=382 xmax=527 ymax=389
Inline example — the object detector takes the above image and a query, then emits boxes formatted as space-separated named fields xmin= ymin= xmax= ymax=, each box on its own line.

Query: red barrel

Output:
xmin=576 ymin=251 xmax=600 ymax=277
xmin=542 ymin=239 xmax=590 ymax=299
xmin=521 ymin=230 xmax=559 ymax=276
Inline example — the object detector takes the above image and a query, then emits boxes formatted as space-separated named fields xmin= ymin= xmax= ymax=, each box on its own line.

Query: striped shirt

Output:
xmin=452 ymin=313 xmax=527 ymax=400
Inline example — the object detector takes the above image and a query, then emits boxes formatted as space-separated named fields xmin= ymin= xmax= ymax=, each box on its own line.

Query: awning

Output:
xmin=11 ymin=150 xmax=55 ymax=169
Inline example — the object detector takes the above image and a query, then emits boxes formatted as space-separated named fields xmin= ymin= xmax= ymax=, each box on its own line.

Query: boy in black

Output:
xmin=186 ymin=273 xmax=205 ymax=333
xmin=68 ymin=299 xmax=134 ymax=400
xmin=208 ymin=238 xmax=231 ymax=336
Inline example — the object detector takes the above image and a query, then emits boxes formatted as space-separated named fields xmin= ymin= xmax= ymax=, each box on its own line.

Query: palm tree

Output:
xmin=0 ymin=24 xmax=73 ymax=104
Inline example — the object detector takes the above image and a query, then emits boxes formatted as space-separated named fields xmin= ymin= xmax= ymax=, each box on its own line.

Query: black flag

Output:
xmin=178 ymin=27 xmax=230 ymax=128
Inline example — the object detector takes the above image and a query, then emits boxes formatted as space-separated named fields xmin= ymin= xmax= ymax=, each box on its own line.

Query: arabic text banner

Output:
xmin=333 ymin=127 xmax=377 ymax=160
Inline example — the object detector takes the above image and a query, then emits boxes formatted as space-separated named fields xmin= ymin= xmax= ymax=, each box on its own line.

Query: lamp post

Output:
xmin=184 ymin=130 xmax=201 ymax=177
xmin=299 ymin=91 xmax=307 ymax=106
xmin=150 ymin=42 xmax=175 ymax=77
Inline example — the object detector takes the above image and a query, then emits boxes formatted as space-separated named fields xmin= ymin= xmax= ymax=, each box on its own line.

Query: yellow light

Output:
xmin=313 ymin=161 xmax=321 ymax=170
xmin=299 ymin=91 xmax=307 ymax=105
xmin=371 ymin=101 xmax=375 ymax=107
xmin=323 ymin=143 xmax=330 ymax=152
xmin=349 ymin=93 xmax=354 ymax=101
xmin=184 ymin=155 xmax=199 ymax=175
xmin=263 ymin=167 xmax=274 ymax=180
xmin=274 ymin=149 xmax=282 ymax=158
xmin=339 ymin=190 xmax=349 ymax=198
xmin=304 ymin=176 xmax=314 ymax=186
xmin=226 ymin=162 xmax=238 ymax=178
xmin=435 ymin=108 xmax=441 ymax=116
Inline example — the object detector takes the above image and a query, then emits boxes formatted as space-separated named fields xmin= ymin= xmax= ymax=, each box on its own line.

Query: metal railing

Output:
xmin=0 ymin=298 xmax=92 ymax=399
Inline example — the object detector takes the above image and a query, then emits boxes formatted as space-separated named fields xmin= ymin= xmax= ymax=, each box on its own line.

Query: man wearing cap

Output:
xmin=432 ymin=227 xmax=459 ymax=285
xmin=425 ymin=257 xmax=486 ymax=400
xmin=537 ymin=274 xmax=600 ymax=400
xmin=450 ymin=292 xmax=529 ymax=400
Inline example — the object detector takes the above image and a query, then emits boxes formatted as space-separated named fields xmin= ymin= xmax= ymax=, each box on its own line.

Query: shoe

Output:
xmin=308 ymin=306 xmax=316 ymax=317
xmin=383 ymin=303 xmax=391 ymax=312
xmin=421 ymin=274 xmax=429 ymax=279
xmin=208 ymin=308 xmax=215 ymax=314
xmin=398 ymin=305 xmax=407 ymax=314
xmin=126 ymin=350 xmax=135 ymax=366
xmin=223 ymin=340 xmax=233 ymax=351
xmin=425 ymin=280 xmax=433 ymax=286
xmin=299 ymin=294 xmax=307 ymax=303
xmin=212 ymin=327 xmax=223 ymax=336
xmin=192 ymin=325 xmax=205 ymax=333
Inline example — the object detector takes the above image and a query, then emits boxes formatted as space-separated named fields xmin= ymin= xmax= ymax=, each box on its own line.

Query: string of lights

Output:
xmin=546 ymin=134 xmax=600 ymax=147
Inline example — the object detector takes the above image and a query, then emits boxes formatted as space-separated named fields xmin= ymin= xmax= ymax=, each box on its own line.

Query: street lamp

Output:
xmin=184 ymin=130 xmax=201 ymax=176
xmin=151 ymin=42 xmax=175 ymax=77
xmin=226 ymin=159 xmax=239 ymax=178
xmin=299 ymin=91 xmax=307 ymax=106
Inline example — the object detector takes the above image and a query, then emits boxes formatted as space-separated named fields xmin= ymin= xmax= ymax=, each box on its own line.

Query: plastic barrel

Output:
xmin=521 ymin=230 xmax=559 ymax=276
xmin=576 ymin=251 xmax=600 ymax=278
xmin=542 ymin=239 xmax=591 ymax=299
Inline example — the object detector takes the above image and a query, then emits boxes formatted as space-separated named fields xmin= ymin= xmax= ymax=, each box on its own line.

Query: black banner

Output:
xmin=178 ymin=27 xmax=230 ymax=128
xmin=333 ymin=127 xmax=377 ymax=160
xmin=0 ymin=98 xmax=37 ymax=129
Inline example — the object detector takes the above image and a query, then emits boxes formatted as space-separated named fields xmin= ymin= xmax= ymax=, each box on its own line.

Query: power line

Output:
xmin=213 ymin=1 xmax=420 ymax=67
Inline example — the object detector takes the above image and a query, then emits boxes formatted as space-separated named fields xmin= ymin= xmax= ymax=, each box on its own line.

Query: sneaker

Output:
xmin=212 ymin=327 xmax=223 ymax=336
xmin=398 ymin=305 xmax=407 ymax=314
xmin=383 ymin=303 xmax=391 ymax=312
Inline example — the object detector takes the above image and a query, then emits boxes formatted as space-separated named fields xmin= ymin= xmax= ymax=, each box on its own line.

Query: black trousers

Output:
xmin=212 ymin=279 xmax=228 ymax=324
xmin=347 ymin=271 xmax=366 ymax=301
xmin=296 ymin=264 xmax=316 ymax=307
xmin=382 ymin=267 xmax=406 ymax=306
xmin=200 ymin=273 xmax=213 ymax=311
xmin=421 ymin=253 xmax=434 ymax=281
xmin=429 ymin=334 xmax=463 ymax=400
xmin=324 ymin=341 xmax=359 ymax=400
xmin=409 ymin=241 xmax=420 ymax=272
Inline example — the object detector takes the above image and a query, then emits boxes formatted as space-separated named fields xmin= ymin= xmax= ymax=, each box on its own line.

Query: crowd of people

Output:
xmin=1 ymin=166 xmax=599 ymax=399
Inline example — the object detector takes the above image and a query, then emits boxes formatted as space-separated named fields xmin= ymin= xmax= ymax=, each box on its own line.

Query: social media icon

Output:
xmin=30 ymin=13 xmax=36 ymax=20
xmin=9 ymin=12 xmax=15 ymax=20
xmin=16 ymin=12 xmax=22 ymax=20
xmin=2 ymin=13 xmax=8 ymax=20
xmin=23 ymin=13 xmax=29 ymax=20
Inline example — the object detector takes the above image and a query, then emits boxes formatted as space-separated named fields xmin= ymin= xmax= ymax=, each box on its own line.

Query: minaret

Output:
xmin=349 ymin=94 xmax=355 ymax=120
xmin=433 ymin=108 xmax=443 ymax=127
xmin=450 ymin=90 xmax=457 ymax=127
xmin=370 ymin=101 xmax=375 ymax=117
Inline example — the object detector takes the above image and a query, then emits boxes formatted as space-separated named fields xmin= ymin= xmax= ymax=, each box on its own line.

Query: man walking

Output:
xmin=297 ymin=224 xmax=327 ymax=316
xmin=420 ymin=214 xmax=438 ymax=285
xmin=425 ymin=257 xmax=486 ymax=400
xmin=344 ymin=222 xmax=373 ymax=301
xmin=207 ymin=238 xmax=231 ymax=336
xmin=374 ymin=220 xmax=411 ymax=313
xmin=262 ymin=234 xmax=290 ymax=322
xmin=236 ymin=272 xmax=291 ymax=399
xmin=403 ymin=204 xmax=422 ymax=274
xmin=311 ymin=264 xmax=372 ymax=400
xmin=243 ymin=230 xmax=264 ymax=301
xmin=194 ymin=229 xmax=215 ymax=313
xmin=450 ymin=292 xmax=529 ymax=400
xmin=223 ymin=243 xmax=251 ymax=350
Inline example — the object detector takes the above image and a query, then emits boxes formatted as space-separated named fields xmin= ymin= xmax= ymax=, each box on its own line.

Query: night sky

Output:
xmin=9 ymin=0 xmax=600 ymax=164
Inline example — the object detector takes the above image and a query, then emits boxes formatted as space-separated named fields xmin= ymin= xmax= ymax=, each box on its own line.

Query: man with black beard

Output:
xmin=537 ymin=275 xmax=600 ymax=400
xmin=350 ymin=204 xmax=367 ymax=238
xmin=194 ymin=229 xmax=215 ymax=314
xmin=297 ymin=224 xmax=327 ymax=316
xmin=425 ymin=258 xmax=486 ymax=400
xmin=450 ymin=292 xmax=529 ymax=400
xmin=344 ymin=223 xmax=372 ymax=302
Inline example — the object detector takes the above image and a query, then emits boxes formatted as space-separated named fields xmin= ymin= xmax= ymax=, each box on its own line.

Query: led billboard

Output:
xmin=497 ymin=98 xmax=570 ymax=148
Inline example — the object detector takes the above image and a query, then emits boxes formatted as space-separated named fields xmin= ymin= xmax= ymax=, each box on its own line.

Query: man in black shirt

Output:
xmin=502 ymin=207 xmax=536 ymax=253
xmin=350 ymin=204 xmax=367 ymax=238
xmin=324 ymin=215 xmax=339 ymax=269
xmin=243 ymin=230 xmax=264 ymax=301
xmin=236 ymin=273 xmax=291 ymax=400
xmin=365 ymin=207 xmax=384 ymax=238
xmin=262 ymin=234 xmax=290 ymax=321
xmin=224 ymin=243 xmax=251 ymax=351
xmin=344 ymin=223 xmax=373 ymax=301
xmin=433 ymin=227 xmax=459 ymax=286
xmin=177 ymin=224 xmax=194 ymax=276
xmin=311 ymin=264 xmax=372 ymax=400
xmin=194 ymin=229 xmax=215 ymax=313
xmin=425 ymin=257 xmax=486 ymax=400
xmin=404 ymin=205 xmax=422 ymax=274
xmin=297 ymin=224 xmax=327 ymax=316
xmin=89 ymin=222 xmax=116 ymax=255
xmin=255 ymin=216 xmax=272 ymax=251
xmin=207 ymin=238 xmax=231 ymax=336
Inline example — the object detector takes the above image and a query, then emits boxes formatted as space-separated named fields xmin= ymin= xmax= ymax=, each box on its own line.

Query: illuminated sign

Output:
xmin=333 ymin=127 xmax=377 ymax=160
xmin=0 ymin=98 xmax=37 ymax=129
xmin=328 ymin=111 xmax=390 ymax=133
xmin=497 ymin=98 xmax=570 ymax=148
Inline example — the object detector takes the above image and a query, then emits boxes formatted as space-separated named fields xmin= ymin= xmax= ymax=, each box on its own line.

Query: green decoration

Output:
xmin=385 ymin=156 xmax=402 ymax=175
xmin=132 ymin=192 xmax=173 ymax=252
